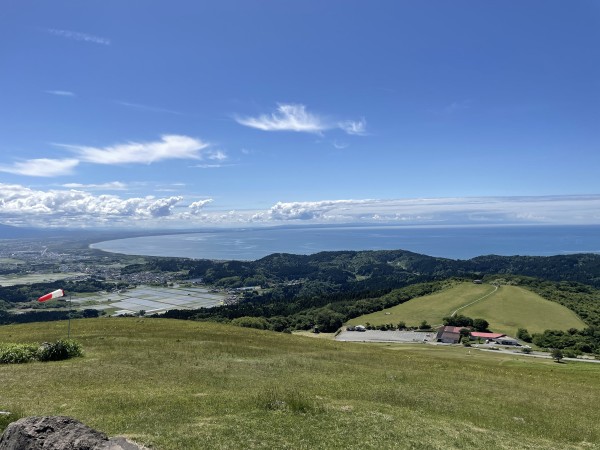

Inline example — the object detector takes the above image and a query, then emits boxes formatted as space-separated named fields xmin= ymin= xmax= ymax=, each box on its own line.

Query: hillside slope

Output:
xmin=346 ymin=282 xmax=587 ymax=336
xmin=1 ymin=318 xmax=599 ymax=449
xmin=462 ymin=285 xmax=587 ymax=336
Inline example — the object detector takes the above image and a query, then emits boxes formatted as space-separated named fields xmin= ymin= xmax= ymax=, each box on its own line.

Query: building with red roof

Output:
xmin=436 ymin=327 xmax=520 ymax=345
xmin=470 ymin=331 xmax=505 ymax=340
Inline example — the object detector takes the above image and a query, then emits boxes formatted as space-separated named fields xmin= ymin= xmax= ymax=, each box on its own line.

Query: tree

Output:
xmin=472 ymin=318 xmax=489 ymax=332
xmin=419 ymin=320 xmax=430 ymax=330
xmin=551 ymin=348 xmax=564 ymax=363
xmin=459 ymin=327 xmax=471 ymax=343
xmin=443 ymin=314 xmax=473 ymax=327
xmin=517 ymin=328 xmax=532 ymax=343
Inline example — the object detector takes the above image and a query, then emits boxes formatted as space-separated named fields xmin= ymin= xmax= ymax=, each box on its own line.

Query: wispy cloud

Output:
xmin=236 ymin=103 xmax=327 ymax=134
xmin=115 ymin=101 xmax=182 ymax=115
xmin=205 ymin=150 xmax=227 ymax=161
xmin=236 ymin=103 xmax=368 ymax=136
xmin=61 ymin=181 xmax=127 ymax=190
xmin=47 ymin=28 xmax=111 ymax=45
xmin=338 ymin=118 xmax=368 ymax=136
xmin=252 ymin=196 xmax=600 ymax=225
xmin=60 ymin=135 xmax=210 ymax=165
xmin=192 ymin=163 xmax=235 ymax=169
xmin=45 ymin=90 xmax=75 ymax=97
xmin=332 ymin=140 xmax=349 ymax=150
xmin=0 ymin=158 xmax=79 ymax=177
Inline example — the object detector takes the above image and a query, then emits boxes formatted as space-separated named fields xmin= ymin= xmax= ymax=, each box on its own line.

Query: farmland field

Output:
xmin=0 ymin=272 xmax=86 ymax=287
xmin=71 ymin=285 xmax=227 ymax=315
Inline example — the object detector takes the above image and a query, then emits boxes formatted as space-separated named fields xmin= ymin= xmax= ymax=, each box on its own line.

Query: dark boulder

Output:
xmin=0 ymin=416 xmax=146 ymax=450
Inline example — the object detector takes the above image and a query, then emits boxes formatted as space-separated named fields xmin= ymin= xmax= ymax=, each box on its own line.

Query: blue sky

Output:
xmin=1 ymin=1 xmax=599 ymax=228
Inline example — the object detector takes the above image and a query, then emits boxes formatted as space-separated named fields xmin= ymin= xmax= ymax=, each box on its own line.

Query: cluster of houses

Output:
xmin=435 ymin=326 xmax=520 ymax=345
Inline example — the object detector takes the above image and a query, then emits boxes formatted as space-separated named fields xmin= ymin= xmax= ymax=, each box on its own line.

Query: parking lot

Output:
xmin=336 ymin=329 xmax=433 ymax=343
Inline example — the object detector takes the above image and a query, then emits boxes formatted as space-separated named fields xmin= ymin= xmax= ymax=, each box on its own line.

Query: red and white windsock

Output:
xmin=38 ymin=289 xmax=65 ymax=302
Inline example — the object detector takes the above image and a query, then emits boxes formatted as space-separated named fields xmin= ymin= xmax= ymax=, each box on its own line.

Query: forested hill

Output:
xmin=156 ymin=250 xmax=600 ymax=334
xmin=178 ymin=250 xmax=600 ymax=289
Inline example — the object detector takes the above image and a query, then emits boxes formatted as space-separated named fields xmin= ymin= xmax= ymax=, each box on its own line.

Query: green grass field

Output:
xmin=461 ymin=285 xmax=587 ymax=336
xmin=347 ymin=282 xmax=587 ymax=336
xmin=1 ymin=318 xmax=599 ymax=449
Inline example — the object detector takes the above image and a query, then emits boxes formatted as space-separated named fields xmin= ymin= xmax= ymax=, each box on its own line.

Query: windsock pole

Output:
xmin=38 ymin=289 xmax=71 ymax=338
xmin=68 ymin=293 xmax=71 ymax=338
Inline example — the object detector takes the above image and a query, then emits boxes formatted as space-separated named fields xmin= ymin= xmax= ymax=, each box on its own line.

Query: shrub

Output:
xmin=37 ymin=339 xmax=83 ymax=362
xmin=230 ymin=316 xmax=269 ymax=330
xmin=0 ymin=340 xmax=83 ymax=364
xmin=0 ymin=343 xmax=39 ymax=364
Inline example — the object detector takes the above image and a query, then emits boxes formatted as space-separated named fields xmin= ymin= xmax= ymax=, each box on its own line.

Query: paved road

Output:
xmin=475 ymin=346 xmax=600 ymax=364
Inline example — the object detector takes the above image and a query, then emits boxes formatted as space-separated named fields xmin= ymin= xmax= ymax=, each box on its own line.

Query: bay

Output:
xmin=90 ymin=224 xmax=600 ymax=261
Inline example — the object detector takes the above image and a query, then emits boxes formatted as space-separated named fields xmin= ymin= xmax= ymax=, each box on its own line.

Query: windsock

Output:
xmin=38 ymin=289 xmax=65 ymax=302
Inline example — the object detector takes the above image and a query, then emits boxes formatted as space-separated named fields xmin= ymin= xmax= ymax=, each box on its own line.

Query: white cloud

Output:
xmin=255 ymin=196 xmax=600 ymax=226
xmin=188 ymin=199 xmax=214 ymax=214
xmin=61 ymin=181 xmax=127 ymax=190
xmin=45 ymin=90 xmax=75 ymax=97
xmin=338 ymin=118 xmax=368 ymax=136
xmin=0 ymin=183 xmax=184 ymax=225
xmin=236 ymin=103 xmax=328 ymax=134
xmin=0 ymin=158 xmax=79 ymax=177
xmin=266 ymin=199 xmax=372 ymax=221
xmin=47 ymin=29 xmax=110 ymax=45
xmin=2 ymin=188 xmax=598 ymax=228
xmin=61 ymin=135 xmax=210 ymax=165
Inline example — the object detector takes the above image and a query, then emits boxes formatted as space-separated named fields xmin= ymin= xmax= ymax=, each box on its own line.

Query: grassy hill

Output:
xmin=461 ymin=285 xmax=587 ymax=336
xmin=1 ymin=318 xmax=599 ymax=449
xmin=346 ymin=282 xmax=587 ymax=336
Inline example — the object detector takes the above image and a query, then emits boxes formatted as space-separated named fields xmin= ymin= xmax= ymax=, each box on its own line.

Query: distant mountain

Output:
xmin=0 ymin=224 xmax=50 ymax=239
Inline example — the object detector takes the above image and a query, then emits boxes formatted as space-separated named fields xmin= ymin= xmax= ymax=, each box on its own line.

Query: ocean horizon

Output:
xmin=90 ymin=224 xmax=600 ymax=261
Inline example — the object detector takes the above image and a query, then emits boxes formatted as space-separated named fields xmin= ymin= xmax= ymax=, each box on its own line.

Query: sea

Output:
xmin=89 ymin=224 xmax=600 ymax=261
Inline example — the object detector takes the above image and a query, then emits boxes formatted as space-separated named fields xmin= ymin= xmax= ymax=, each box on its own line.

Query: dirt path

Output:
xmin=450 ymin=284 xmax=498 ymax=317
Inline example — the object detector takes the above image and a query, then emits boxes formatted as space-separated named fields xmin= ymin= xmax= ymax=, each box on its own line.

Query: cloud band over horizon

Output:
xmin=1 ymin=184 xmax=599 ymax=229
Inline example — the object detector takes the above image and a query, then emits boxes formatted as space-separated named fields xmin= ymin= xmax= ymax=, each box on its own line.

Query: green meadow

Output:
xmin=1 ymin=318 xmax=599 ymax=449
xmin=347 ymin=282 xmax=587 ymax=335
xmin=461 ymin=285 xmax=587 ymax=336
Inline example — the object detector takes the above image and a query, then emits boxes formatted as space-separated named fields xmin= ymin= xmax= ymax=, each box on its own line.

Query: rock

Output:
xmin=0 ymin=416 xmax=147 ymax=450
